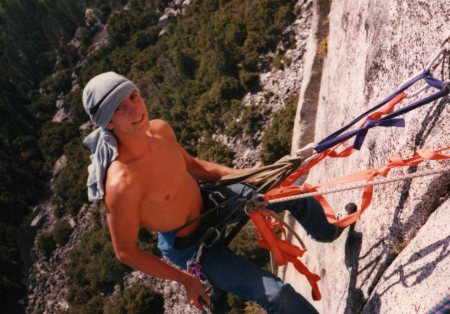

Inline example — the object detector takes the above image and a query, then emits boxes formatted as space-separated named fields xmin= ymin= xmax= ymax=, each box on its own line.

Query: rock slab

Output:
xmin=285 ymin=0 xmax=450 ymax=313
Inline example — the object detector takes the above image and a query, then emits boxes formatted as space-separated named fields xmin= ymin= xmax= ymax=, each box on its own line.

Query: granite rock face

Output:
xmin=285 ymin=1 xmax=450 ymax=313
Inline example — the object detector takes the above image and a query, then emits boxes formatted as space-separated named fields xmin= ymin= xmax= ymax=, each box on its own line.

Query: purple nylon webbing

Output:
xmin=314 ymin=72 xmax=448 ymax=153
xmin=424 ymin=76 xmax=444 ymax=90
xmin=352 ymin=118 xmax=405 ymax=150
xmin=378 ymin=87 xmax=448 ymax=121
xmin=315 ymin=70 xmax=428 ymax=150
xmin=314 ymin=82 xmax=450 ymax=153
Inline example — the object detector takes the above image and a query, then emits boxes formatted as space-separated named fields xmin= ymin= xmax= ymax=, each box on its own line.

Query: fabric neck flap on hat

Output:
xmin=83 ymin=127 xmax=119 ymax=201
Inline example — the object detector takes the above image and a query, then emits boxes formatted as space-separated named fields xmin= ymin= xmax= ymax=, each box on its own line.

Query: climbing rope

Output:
xmin=266 ymin=146 xmax=450 ymax=228
xmin=267 ymin=167 xmax=449 ymax=204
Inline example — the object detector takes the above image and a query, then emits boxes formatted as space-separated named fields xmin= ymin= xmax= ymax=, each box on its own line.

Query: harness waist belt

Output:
xmin=173 ymin=189 xmax=221 ymax=250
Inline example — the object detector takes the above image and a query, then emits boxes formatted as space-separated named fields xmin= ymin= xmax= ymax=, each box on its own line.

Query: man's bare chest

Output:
xmin=133 ymin=145 xmax=186 ymax=202
xmin=116 ymin=135 xmax=201 ymax=232
xmin=135 ymin=155 xmax=201 ymax=233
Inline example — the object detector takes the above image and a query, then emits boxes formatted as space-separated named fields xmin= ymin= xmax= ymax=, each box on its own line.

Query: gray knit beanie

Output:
xmin=82 ymin=71 xmax=137 ymax=127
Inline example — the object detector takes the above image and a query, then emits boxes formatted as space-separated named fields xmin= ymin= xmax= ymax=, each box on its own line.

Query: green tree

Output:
xmin=37 ymin=232 xmax=57 ymax=258
xmin=52 ymin=219 xmax=73 ymax=246
xmin=197 ymin=139 xmax=235 ymax=166
xmin=261 ymin=94 xmax=298 ymax=164
xmin=52 ymin=140 xmax=89 ymax=217
xmin=65 ymin=227 xmax=131 ymax=313
xmin=104 ymin=285 xmax=164 ymax=314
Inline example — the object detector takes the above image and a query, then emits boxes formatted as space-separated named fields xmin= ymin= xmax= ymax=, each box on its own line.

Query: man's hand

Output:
xmin=182 ymin=274 xmax=211 ymax=311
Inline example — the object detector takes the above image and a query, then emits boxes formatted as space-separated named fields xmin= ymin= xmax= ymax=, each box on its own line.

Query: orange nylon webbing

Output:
xmin=277 ymin=92 xmax=408 ymax=189
xmin=253 ymin=147 xmax=448 ymax=301
xmin=249 ymin=210 xmax=322 ymax=300
xmin=265 ymin=147 xmax=450 ymax=228
xmin=250 ymin=93 xmax=447 ymax=300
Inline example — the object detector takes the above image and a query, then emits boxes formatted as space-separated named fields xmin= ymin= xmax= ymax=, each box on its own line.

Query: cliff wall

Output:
xmin=286 ymin=1 xmax=449 ymax=313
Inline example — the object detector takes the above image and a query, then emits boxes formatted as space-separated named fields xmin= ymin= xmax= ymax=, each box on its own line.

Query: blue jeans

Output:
xmin=159 ymin=183 xmax=342 ymax=314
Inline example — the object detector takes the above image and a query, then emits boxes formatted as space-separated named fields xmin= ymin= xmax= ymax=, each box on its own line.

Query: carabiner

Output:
xmin=244 ymin=195 xmax=267 ymax=215
xmin=203 ymin=227 xmax=221 ymax=247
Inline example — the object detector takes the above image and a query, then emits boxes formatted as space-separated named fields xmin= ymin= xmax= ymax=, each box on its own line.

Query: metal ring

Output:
xmin=244 ymin=202 xmax=252 ymax=215
xmin=209 ymin=191 xmax=226 ymax=207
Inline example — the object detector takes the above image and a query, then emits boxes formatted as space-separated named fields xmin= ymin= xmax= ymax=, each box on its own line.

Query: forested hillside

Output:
xmin=0 ymin=0 xmax=302 ymax=313
xmin=0 ymin=1 xmax=88 ymax=312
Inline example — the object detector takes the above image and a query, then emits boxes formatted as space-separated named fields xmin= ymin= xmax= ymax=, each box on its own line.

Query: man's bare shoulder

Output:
xmin=105 ymin=161 xmax=141 ymax=211
xmin=149 ymin=119 xmax=176 ymax=141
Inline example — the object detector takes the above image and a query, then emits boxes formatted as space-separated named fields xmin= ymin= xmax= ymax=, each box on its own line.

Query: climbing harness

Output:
xmin=184 ymin=186 xmax=263 ymax=313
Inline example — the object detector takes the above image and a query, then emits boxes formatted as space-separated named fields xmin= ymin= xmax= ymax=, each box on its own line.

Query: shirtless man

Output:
xmin=104 ymin=100 xmax=246 ymax=310
xmin=83 ymin=72 xmax=344 ymax=314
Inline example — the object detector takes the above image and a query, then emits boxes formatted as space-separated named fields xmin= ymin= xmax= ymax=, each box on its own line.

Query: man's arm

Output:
xmin=104 ymin=167 xmax=210 ymax=310
xmin=181 ymin=148 xmax=242 ymax=181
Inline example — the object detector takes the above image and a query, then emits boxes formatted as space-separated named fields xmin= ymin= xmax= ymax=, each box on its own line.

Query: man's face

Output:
xmin=107 ymin=90 xmax=148 ymax=133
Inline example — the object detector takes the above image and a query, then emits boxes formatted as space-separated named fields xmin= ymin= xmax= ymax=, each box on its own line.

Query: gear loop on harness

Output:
xmin=208 ymin=191 xmax=226 ymax=208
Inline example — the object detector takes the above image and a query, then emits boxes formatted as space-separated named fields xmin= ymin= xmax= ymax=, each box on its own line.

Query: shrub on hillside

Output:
xmin=39 ymin=122 xmax=78 ymax=171
xmin=36 ymin=219 xmax=73 ymax=258
xmin=239 ymin=71 xmax=260 ymax=91
xmin=37 ymin=232 xmax=57 ymax=258
xmin=261 ymin=94 xmax=298 ymax=164
xmin=65 ymin=227 xmax=131 ymax=313
xmin=52 ymin=219 xmax=73 ymax=246
xmin=52 ymin=140 xmax=89 ymax=217
xmin=197 ymin=139 xmax=235 ymax=166
xmin=104 ymin=285 xmax=164 ymax=314
xmin=40 ymin=70 xmax=72 ymax=95
xmin=241 ymin=104 xmax=264 ymax=136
